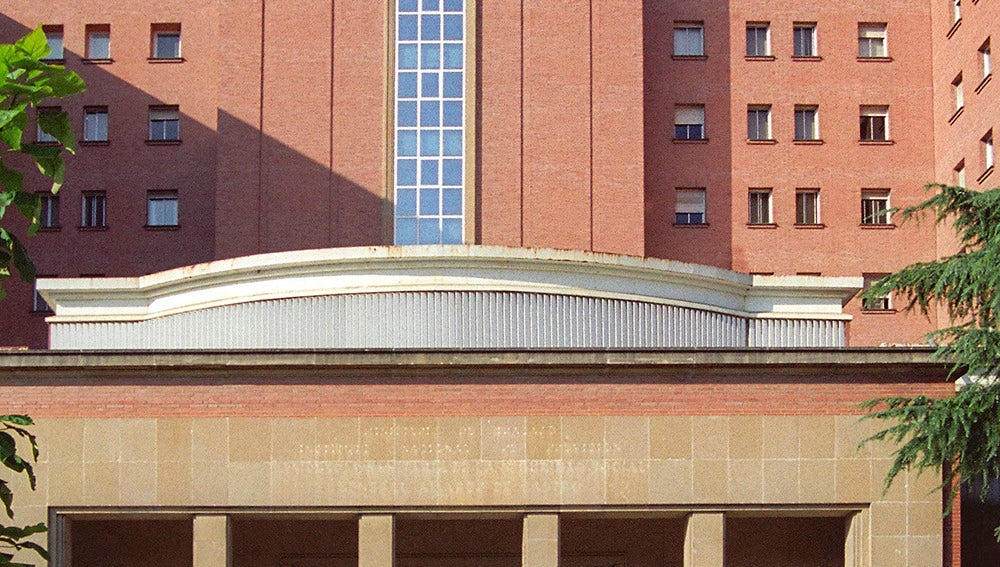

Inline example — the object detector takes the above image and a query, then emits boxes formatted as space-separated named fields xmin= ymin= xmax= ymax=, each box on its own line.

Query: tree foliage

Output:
xmin=0 ymin=26 xmax=85 ymax=299
xmin=860 ymin=183 xmax=1000 ymax=534
xmin=0 ymin=26 xmax=85 ymax=567
xmin=0 ymin=415 xmax=46 ymax=567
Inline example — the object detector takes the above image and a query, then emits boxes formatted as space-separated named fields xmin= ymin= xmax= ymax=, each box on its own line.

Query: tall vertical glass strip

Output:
xmin=394 ymin=0 xmax=466 ymax=245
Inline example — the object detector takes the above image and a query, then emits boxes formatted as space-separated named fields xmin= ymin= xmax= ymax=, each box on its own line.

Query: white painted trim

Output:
xmin=38 ymin=246 xmax=860 ymax=323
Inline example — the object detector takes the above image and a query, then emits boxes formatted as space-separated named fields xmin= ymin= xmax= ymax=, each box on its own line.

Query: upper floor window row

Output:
xmin=34 ymin=106 xmax=181 ymax=144
xmin=738 ymin=22 xmax=889 ymax=59
xmin=38 ymin=23 xmax=184 ymax=62
xmin=741 ymin=105 xmax=892 ymax=143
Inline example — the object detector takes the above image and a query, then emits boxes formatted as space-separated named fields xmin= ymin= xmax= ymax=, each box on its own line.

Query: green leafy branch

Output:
xmin=0 ymin=26 xmax=85 ymax=299
xmin=860 ymin=183 xmax=1000 ymax=537
xmin=0 ymin=415 xmax=46 ymax=566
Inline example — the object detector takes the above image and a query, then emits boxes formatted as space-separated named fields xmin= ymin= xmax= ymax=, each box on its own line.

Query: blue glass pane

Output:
xmin=443 ymin=15 xmax=463 ymax=40
xmin=396 ymin=218 xmax=417 ymax=245
xmin=442 ymin=130 xmax=463 ymax=156
xmin=420 ymin=101 xmax=440 ymax=127
xmin=442 ymin=159 xmax=462 ymax=185
xmin=443 ymin=73 xmax=463 ymax=98
xmin=442 ymin=188 xmax=462 ymax=214
xmin=443 ymin=44 xmax=463 ymax=69
xmin=398 ymin=44 xmax=418 ymax=69
xmin=442 ymin=218 xmax=463 ymax=243
xmin=397 ymin=159 xmax=417 ymax=185
xmin=418 ymin=218 xmax=440 ymax=244
xmin=420 ymin=159 xmax=439 ymax=184
xmin=443 ymin=0 xmax=463 ymax=12
xmin=399 ymin=0 xmax=418 ymax=12
xmin=420 ymin=130 xmax=440 ymax=156
xmin=398 ymin=130 xmax=417 ymax=156
xmin=422 ymin=0 xmax=440 ymax=10
xmin=421 ymin=44 xmax=440 ymax=68
xmin=396 ymin=188 xmax=417 ymax=215
xmin=398 ymin=15 xmax=418 ymax=40
xmin=442 ymin=101 xmax=462 ymax=126
xmin=398 ymin=72 xmax=418 ymax=98
xmin=421 ymin=73 xmax=439 ymax=97
xmin=421 ymin=15 xmax=441 ymax=40
xmin=419 ymin=188 xmax=440 ymax=215
xmin=398 ymin=101 xmax=417 ymax=127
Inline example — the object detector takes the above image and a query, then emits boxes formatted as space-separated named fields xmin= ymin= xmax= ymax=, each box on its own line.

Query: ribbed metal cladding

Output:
xmin=48 ymin=291 xmax=845 ymax=350
xmin=747 ymin=318 xmax=846 ymax=348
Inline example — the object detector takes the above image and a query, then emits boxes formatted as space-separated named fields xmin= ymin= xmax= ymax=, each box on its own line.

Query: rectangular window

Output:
xmin=147 ymin=191 xmax=179 ymax=227
xmin=863 ymin=273 xmax=891 ymax=311
xmin=151 ymin=23 xmax=182 ymax=58
xmin=952 ymin=73 xmax=964 ymax=113
xmin=860 ymin=105 xmax=889 ymax=141
xmin=38 ymin=194 xmax=60 ymax=229
xmin=953 ymin=0 xmax=962 ymax=23
xmin=985 ymin=130 xmax=995 ymax=172
xmin=955 ymin=160 xmax=966 ymax=187
xmin=149 ymin=106 xmax=180 ymax=141
xmin=794 ymin=106 xmax=818 ymax=140
xmin=793 ymin=23 xmax=816 ymax=57
xmin=85 ymin=24 xmax=111 ymax=59
xmin=41 ymin=25 xmax=63 ymax=60
xmin=861 ymin=189 xmax=891 ymax=225
xmin=748 ymin=189 xmax=772 ymax=224
xmin=32 ymin=279 xmax=53 ymax=313
xmin=394 ymin=0 xmax=466 ymax=245
xmin=81 ymin=192 xmax=107 ymax=228
xmin=675 ymin=189 xmax=706 ymax=225
xmin=982 ymin=39 xmax=992 ymax=80
xmin=36 ymin=107 xmax=60 ymax=143
xmin=83 ymin=107 xmax=108 ymax=142
xmin=675 ymin=105 xmax=706 ymax=140
xmin=674 ymin=23 xmax=705 ymax=57
xmin=858 ymin=23 xmax=887 ymax=58
xmin=747 ymin=105 xmax=771 ymax=140
xmin=746 ymin=24 xmax=770 ymax=57
xmin=795 ymin=189 xmax=820 ymax=225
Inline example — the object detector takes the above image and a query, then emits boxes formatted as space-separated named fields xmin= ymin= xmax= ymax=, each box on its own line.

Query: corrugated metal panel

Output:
xmin=747 ymin=318 xmax=845 ymax=348
xmin=49 ymin=291 xmax=844 ymax=350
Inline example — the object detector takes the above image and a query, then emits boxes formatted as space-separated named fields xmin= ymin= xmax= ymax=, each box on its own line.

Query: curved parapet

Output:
xmin=38 ymin=246 xmax=861 ymax=350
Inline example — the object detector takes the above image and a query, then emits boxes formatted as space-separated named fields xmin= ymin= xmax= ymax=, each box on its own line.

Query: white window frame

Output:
xmin=86 ymin=24 xmax=111 ymax=59
xmin=955 ymin=160 xmax=967 ymax=187
xmin=149 ymin=107 xmax=180 ymax=141
xmin=147 ymin=191 xmax=179 ymax=227
xmin=83 ymin=107 xmax=109 ymax=142
xmin=953 ymin=0 xmax=962 ymax=24
xmin=38 ymin=193 xmax=59 ymax=229
xmin=952 ymin=73 xmax=964 ymax=113
xmin=41 ymin=25 xmax=63 ymax=60
xmin=746 ymin=23 xmax=770 ymax=57
xmin=794 ymin=106 xmax=818 ymax=140
xmin=858 ymin=23 xmax=887 ymax=58
xmin=81 ymin=192 xmax=107 ymax=228
xmin=860 ymin=105 xmax=889 ymax=141
xmin=747 ymin=105 xmax=771 ymax=140
xmin=675 ymin=188 xmax=706 ymax=225
xmin=795 ymin=189 xmax=820 ymax=225
xmin=675 ymin=105 xmax=706 ymax=140
xmin=985 ymin=131 xmax=995 ymax=172
xmin=863 ymin=273 xmax=892 ymax=311
xmin=861 ymin=189 xmax=891 ymax=225
xmin=981 ymin=39 xmax=992 ymax=80
xmin=151 ymin=24 xmax=182 ymax=58
xmin=748 ymin=189 xmax=772 ymax=225
xmin=793 ymin=23 xmax=816 ymax=57
xmin=673 ymin=23 xmax=705 ymax=57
